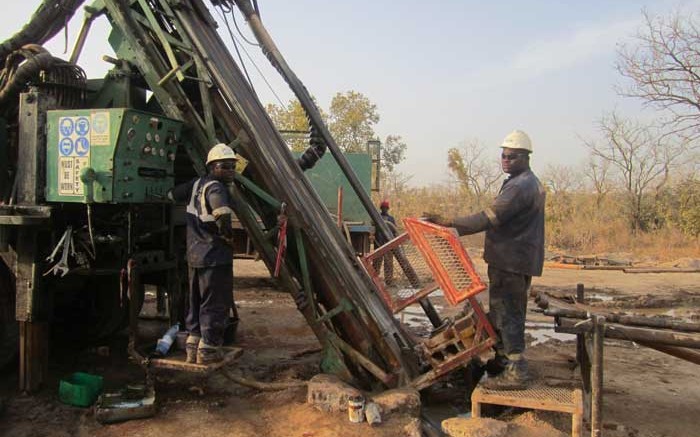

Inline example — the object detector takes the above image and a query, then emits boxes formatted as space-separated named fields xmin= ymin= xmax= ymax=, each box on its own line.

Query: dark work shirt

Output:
xmin=376 ymin=212 xmax=397 ymax=246
xmin=171 ymin=176 xmax=234 ymax=268
xmin=484 ymin=170 xmax=545 ymax=276
xmin=451 ymin=169 xmax=545 ymax=276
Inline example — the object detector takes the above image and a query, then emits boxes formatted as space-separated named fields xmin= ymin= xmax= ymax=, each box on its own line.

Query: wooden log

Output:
xmin=557 ymin=317 xmax=700 ymax=348
xmin=591 ymin=316 xmax=605 ymax=437
xmin=582 ymin=266 xmax=626 ymax=271
xmin=636 ymin=341 xmax=700 ymax=365
xmin=544 ymin=262 xmax=583 ymax=270
xmin=540 ymin=293 xmax=700 ymax=333
xmin=624 ymin=268 xmax=700 ymax=274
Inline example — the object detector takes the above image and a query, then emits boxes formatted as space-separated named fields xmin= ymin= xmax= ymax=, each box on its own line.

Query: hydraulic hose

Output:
xmin=0 ymin=46 xmax=56 ymax=108
xmin=0 ymin=0 xmax=85 ymax=65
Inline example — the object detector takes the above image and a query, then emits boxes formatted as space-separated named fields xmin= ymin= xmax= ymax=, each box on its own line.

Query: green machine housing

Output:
xmin=46 ymin=109 xmax=182 ymax=203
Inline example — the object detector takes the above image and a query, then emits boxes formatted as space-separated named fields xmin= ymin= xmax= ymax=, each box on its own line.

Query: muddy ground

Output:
xmin=1 ymin=258 xmax=699 ymax=437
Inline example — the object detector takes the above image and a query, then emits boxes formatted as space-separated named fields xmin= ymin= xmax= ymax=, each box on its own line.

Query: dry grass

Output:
xmin=376 ymin=184 xmax=699 ymax=264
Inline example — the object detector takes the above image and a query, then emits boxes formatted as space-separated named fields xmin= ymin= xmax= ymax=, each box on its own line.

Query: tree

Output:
xmin=381 ymin=135 xmax=407 ymax=173
xmin=541 ymin=164 xmax=582 ymax=194
xmin=266 ymin=91 xmax=408 ymax=171
xmin=583 ymin=156 xmax=612 ymax=208
xmin=328 ymin=91 xmax=379 ymax=153
xmin=265 ymin=100 xmax=312 ymax=152
xmin=617 ymin=10 xmax=700 ymax=143
xmin=446 ymin=139 xmax=501 ymax=210
xmin=584 ymin=112 xmax=685 ymax=231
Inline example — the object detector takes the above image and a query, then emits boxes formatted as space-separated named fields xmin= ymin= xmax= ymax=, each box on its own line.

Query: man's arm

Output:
xmin=451 ymin=211 xmax=490 ymax=235
xmin=425 ymin=181 xmax=529 ymax=235
xmin=206 ymin=183 xmax=235 ymax=240
xmin=169 ymin=179 xmax=195 ymax=204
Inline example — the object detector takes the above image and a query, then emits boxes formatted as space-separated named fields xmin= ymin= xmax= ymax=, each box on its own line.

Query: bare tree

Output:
xmin=446 ymin=139 xmax=502 ymax=210
xmin=617 ymin=10 xmax=700 ymax=143
xmin=541 ymin=164 xmax=583 ymax=194
xmin=584 ymin=112 xmax=685 ymax=231
xmin=583 ymin=156 xmax=612 ymax=207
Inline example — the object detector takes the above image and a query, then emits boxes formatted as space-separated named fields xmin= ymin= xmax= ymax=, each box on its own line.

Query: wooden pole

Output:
xmin=637 ymin=341 xmax=700 ymax=365
xmin=337 ymin=186 xmax=343 ymax=228
xmin=590 ymin=315 xmax=605 ymax=437
xmin=576 ymin=283 xmax=585 ymax=303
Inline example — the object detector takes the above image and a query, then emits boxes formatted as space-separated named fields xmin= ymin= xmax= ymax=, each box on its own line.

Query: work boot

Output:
xmin=185 ymin=334 xmax=200 ymax=364
xmin=196 ymin=340 xmax=223 ymax=365
xmin=485 ymin=353 xmax=508 ymax=377
xmin=481 ymin=357 xmax=529 ymax=391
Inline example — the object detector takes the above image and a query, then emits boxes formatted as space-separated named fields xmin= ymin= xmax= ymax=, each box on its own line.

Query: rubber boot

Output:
xmin=485 ymin=353 xmax=508 ymax=377
xmin=185 ymin=334 xmax=200 ymax=364
xmin=196 ymin=340 xmax=223 ymax=365
xmin=481 ymin=356 xmax=529 ymax=390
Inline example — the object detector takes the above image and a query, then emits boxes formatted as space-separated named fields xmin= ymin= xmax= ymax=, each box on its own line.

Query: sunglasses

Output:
xmin=215 ymin=163 xmax=236 ymax=170
xmin=501 ymin=153 xmax=525 ymax=161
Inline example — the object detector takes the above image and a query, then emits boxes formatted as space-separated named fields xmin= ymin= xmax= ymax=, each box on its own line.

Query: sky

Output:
xmin=2 ymin=0 xmax=699 ymax=185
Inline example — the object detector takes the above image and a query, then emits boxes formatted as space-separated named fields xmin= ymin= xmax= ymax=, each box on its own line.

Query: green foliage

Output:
xmin=381 ymin=135 xmax=406 ymax=172
xmin=659 ymin=177 xmax=700 ymax=238
xmin=328 ymin=91 xmax=379 ymax=153
xmin=265 ymin=100 xmax=313 ymax=152
xmin=265 ymin=90 xmax=407 ymax=172
xmin=677 ymin=179 xmax=700 ymax=238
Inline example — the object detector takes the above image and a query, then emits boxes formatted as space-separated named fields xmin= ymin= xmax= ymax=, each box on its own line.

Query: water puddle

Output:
xmin=236 ymin=299 xmax=274 ymax=307
xmin=526 ymin=321 xmax=575 ymax=346
xmin=587 ymin=293 xmax=614 ymax=302
xmin=396 ymin=304 xmax=444 ymax=329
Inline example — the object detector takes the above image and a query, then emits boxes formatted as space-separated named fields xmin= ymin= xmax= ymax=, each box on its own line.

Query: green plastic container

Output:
xmin=59 ymin=372 xmax=104 ymax=407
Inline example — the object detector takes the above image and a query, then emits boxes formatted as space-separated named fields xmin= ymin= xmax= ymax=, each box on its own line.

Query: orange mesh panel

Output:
xmin=362 ymin=218 xmax=487 ymax=312
xmin=402 ymin=218 xmax=486 ymax=306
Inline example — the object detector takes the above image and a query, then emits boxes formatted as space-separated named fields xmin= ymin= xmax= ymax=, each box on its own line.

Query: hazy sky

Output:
xmin=3 ymin=1 xmax=699 ymax=185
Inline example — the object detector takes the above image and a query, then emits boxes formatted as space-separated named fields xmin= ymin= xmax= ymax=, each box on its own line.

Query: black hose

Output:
xmin=0 ymin=45 xmax=60 ymax=107
xmin=0 ymin=0 xmax=85 ymax=65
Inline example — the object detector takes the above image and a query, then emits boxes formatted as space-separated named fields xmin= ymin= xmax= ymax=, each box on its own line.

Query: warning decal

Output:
xmin=57 ymin=116 xmax=91 ymax=196
xmin=91 ymin=112 xmax=110 ymax=145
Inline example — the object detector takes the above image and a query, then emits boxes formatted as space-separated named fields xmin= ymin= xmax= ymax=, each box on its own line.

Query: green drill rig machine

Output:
xmin=0 ymin=0 xmax=477 ymax=393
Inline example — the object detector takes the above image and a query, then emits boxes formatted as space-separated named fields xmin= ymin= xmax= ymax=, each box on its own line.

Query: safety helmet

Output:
xmin=380 ymin=200 xmax=390 ymax=209
xmin=206 ymin=143 xmax=238 ymax=165
xmin=500 ymin=130 xmax=533 ymax=153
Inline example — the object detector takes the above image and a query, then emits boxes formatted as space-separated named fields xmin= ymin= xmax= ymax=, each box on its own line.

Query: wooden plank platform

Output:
xmin=148 ymin=347 xmax=243 ymax=374
xmin=472 ymin=384 xmax=583 ymax=437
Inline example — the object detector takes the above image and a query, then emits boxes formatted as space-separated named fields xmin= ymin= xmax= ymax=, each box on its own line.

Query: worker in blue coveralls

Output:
xmin=170 ymin=143 xmax=237 ymax=364
xmin=425 ymin=130 xmax=545 ymax=390
xmin=373 ymin=200 xmax=398 ymax=283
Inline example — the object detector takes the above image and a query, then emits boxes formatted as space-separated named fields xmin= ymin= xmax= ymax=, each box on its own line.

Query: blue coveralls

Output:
xmin=451 ymin=169 xmax=545 ymax=359
xmin=173 ymin=176 xmax=234 ymax=347
xmin=373 ymin=212 xmax=397 ymax=280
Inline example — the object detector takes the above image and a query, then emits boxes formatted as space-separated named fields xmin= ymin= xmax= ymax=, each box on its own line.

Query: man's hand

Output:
xmin=422 ymin=212 xmax=451 ymax=227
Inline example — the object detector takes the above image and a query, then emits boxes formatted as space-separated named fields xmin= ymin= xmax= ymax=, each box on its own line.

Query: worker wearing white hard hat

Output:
xmin=424 ymin=130 xmax=545 ymax=390
xmin=170 ymin=143 xmax=239 ymax=364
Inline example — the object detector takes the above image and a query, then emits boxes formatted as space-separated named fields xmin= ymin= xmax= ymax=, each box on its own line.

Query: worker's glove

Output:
xmin=166 ymin=188 xmax=175 ymax=202
xmin=422 ymin=212 xmax=450 ymax=227
xmin=216 ymin=213 xmax=234 ymax=240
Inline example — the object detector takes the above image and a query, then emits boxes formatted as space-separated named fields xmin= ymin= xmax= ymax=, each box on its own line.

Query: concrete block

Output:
xmin=306 ymin=374 xmax=362 ymax=413
xmin=442 ymin=417 xmax=508 ymax=437
xmin=372 ymin=388 xmax=421 ymax=417
xmin=402 ymin=418 xmax=422 ymax=437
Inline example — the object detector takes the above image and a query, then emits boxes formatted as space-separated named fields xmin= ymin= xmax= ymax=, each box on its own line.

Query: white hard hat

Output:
xmin=206 ymin=143 xmax=238 ymax=165
xmin=500 ymin=130 xmax=533 ymax=153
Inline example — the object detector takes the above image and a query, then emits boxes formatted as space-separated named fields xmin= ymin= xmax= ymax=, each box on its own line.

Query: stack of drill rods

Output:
xmin=535 ymin=292 xmax=700 ymax=332
xmin=536 ymin=292 xmax=700 ymax=365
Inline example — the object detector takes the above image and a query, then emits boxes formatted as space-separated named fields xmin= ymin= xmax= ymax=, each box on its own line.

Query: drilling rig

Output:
xmin=0 ymin=0 xmax=494 ymax=393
